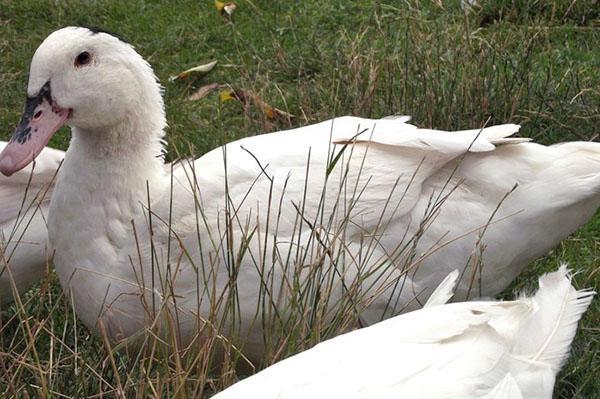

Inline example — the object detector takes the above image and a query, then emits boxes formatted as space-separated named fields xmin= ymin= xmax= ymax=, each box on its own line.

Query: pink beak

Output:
xmin=0 ymin=82 xmax=70 ymax=176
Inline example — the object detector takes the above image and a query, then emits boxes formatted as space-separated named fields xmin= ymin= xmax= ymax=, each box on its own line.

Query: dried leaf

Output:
xmin=188 ymin=83 xmax=221 ymax=101
xmin=252 ymin=93 xmax=294 ymax=120
xmin=215 ymin=0 xmax=236 ymax=17
xmin=169 ymin=60 xmax=217 ymax=82
xmin=219 ymin=88 xmax=294 ymax=120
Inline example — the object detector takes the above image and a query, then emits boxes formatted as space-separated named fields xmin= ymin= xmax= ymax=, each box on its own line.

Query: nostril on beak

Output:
xmin=34 ymin=110 xmax=43 ymax=120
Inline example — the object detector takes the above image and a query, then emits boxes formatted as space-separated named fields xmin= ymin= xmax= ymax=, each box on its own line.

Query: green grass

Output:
xmin=0 ymin=0 xmax=598 ymax=397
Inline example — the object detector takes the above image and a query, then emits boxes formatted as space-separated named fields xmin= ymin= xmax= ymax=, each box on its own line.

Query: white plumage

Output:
xmin=0 ymin=28 xmax=598 ymax=359
xmin=423 ymin=269 xmax=459 ymax=308
xmin=0 ymin=142 xmax=62 ymax=306
xmin=212 ymin=266 xmax=594 ymax=399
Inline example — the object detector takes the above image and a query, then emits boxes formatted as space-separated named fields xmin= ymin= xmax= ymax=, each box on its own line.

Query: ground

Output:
xmin=0 ymin=1 xmax=598 ymax=397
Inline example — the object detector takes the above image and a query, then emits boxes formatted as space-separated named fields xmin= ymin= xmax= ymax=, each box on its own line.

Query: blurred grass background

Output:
xmin=0 ymin=0 xmax=598 ymax=397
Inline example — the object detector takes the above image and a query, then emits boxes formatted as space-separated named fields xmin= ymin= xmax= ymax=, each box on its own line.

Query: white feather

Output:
xmin=213 ymin=265 xmax=593 ymax=399
xmin=480 ymin=374 xmax=525 ymax=399
xmin=381 ymin=115 xmax=412 ymax=122
xmin=512 ymin=264 xmax=596 ymax=371
xmin=424 ymin=269 xmax=459 ymax=308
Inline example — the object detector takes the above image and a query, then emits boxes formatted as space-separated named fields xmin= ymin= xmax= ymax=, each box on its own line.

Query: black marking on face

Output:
xmin=84 ymin=26 xmax=128 ymax=43
xmin=12 ymin=82 xmax=53 ymax=145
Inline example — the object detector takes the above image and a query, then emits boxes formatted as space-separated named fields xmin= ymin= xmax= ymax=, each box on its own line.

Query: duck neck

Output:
xmin=59 ymin=105 xmax=168 ymax=207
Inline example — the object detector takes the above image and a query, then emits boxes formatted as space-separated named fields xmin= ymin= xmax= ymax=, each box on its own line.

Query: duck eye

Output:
xmin=75 ymin=51 xmax=91 ymax=67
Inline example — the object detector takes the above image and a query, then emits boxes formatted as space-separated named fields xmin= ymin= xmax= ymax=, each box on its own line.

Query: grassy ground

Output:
xmin=0 ymin=0 xmax=598 ymax=397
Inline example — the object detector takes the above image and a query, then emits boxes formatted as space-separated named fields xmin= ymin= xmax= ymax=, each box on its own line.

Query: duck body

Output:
xmin=1 ymin=28 xmax=598 ymax=354
xmin=48 ymin=115 xmax=523 ymax=342
xmin=49 ymin=114 xmax=600 ymax=350
xmin=0 ymin=142 xmax=62 ymax=306
xmin=212 ymin=266 xmax=594 ymax=399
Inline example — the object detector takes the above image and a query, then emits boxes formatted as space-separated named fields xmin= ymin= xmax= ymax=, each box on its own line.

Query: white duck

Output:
xmin=0 ymin=141 xmax=63 ymax=306
xmin=0 ymin=27 xmax=598 ymax=354
xmin=212 ymin=265 xmax=594 ymax=399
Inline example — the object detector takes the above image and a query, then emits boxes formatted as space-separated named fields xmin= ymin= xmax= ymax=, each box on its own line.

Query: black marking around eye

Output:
xmin=11 ymin=81 xmax=52 ymax=145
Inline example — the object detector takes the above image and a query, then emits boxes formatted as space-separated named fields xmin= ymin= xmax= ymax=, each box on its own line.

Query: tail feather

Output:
xmin=424 ymin=270 xmax=459 ymax=308
xmin=512 ymin=264 xmax=595 ymax=371
xmin=382 ymin=115 xmax=412 ymax=123
xmin=476 ymin=124 xmax=531 ymax=146
xmin=489 ymin=137 xmax=532 ymax=145
xmin=453 ymin=123 xmax=521 ymax=141
xmin=449 ymin=123 xmax=527 ymax=149
xmin=479 ymin=123 xmax=521 ymax=140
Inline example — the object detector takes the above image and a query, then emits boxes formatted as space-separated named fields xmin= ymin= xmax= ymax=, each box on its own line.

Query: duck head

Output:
xmin=0 ymin=26 xmax=165 ymax=176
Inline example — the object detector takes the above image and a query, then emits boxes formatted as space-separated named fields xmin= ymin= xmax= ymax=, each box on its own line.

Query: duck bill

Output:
xmin=0 ymin=82 xmax=69 ymax=176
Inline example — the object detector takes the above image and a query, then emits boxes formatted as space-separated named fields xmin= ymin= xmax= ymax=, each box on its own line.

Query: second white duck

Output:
xmin=0 ymin=142 xmax=62 ymax=307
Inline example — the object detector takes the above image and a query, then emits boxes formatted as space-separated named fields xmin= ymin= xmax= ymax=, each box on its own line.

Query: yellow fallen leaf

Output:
xmin=219 ymin=89 xmax=237 ymax=103
xmin=169 ymin=60 xmax=218 ymax=82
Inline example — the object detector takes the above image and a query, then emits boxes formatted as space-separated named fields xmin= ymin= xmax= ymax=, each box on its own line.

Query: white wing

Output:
xmin=155 ymin=116 xmax=524 ymax=327
xmin=169 ymin=116 xmax=523 ymax=246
